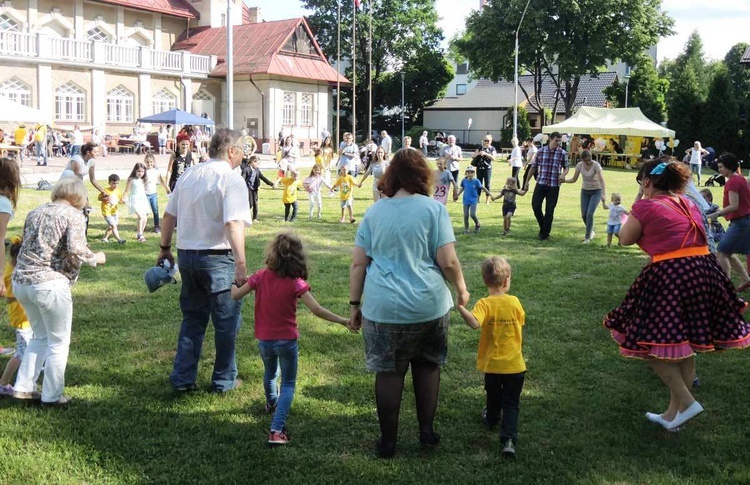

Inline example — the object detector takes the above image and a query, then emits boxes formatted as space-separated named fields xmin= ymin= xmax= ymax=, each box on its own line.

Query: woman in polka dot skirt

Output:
xmin=604 ymin=159 xmax=750 ymax=432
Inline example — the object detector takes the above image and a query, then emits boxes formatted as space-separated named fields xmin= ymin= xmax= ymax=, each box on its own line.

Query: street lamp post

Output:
xmin=623 ymin=66 xmax=632 ymax=108
xmin=513 ymin=0 xmax=532 ymax=142
xmin=401 ymin=72 xmax=405 ymax=144
xmin=226 ymin=0 xmax=233 ymax=128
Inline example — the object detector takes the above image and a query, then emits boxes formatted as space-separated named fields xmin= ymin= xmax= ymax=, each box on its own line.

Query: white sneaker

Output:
xmin=582 ymin=238 xmax=592 ymax=244
xmin=645 ymin=412 xmax=680 ymax=432
xmin=667 ymin=401 xmax=703 ymax=430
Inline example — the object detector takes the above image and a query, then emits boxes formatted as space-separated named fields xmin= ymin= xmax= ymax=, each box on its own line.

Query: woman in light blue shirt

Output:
xmin=348 ymin=148 xmax=469 ymax=458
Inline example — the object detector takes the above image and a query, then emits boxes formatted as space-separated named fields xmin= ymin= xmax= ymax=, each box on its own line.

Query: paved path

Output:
xmin=18 ymin=151 xmax=317 ymax=187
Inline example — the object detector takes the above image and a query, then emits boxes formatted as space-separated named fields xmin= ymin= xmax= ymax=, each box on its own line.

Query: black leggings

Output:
xmin=476 ymin=168 xmax=492 ymax=192
xmin=284 ymin=201 xmax=298 ymax=222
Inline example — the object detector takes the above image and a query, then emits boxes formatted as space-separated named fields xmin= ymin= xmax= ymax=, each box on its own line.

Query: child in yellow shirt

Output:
xmin=458 ymin=256 xmax=525 ymax=459
xmin=0 ymin=237 xmax=32 ymax=395
xmin=279 ymin=170 xmax=301 ymax=222
xmin=97 ymin=174 xmax=126 ymax=244
xmin=333 ymin=165 xmax=356 ymax=224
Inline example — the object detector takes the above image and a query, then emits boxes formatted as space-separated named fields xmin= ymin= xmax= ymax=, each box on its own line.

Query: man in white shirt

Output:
xmin=380 ymin=130 xmax=392 ymax=155
xmin=419 ymin=130 xmax=429 ymax=155
xmin=158 ymin=128 xmax=252 ymax=393
xmin=509 ymin=138 xmax=524 ymax=185
xmin=61 ymin=142 xmax=106 ymax=236
xmin=337 ymin=132 xmax=360 ymax=176
xmin=441 ymin=135 xmax=463 ymax=183
xmin=70 ymin=125 xmax=84 ymax=157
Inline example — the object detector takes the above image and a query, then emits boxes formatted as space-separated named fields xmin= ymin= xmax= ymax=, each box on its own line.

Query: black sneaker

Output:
xmin=501 ymin=440 xmax=516 ymax=458
xmin=375 ymin=438 xmax=396 ymax=459
xmin=419 ymin=431 xmax=440 ymax=448
xmin=174 ymin=383 xmax=199 ymax=393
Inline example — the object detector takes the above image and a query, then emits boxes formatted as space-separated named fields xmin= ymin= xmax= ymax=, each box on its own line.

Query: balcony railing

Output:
xmin=0 ymin=33 xmax=215 ymax=76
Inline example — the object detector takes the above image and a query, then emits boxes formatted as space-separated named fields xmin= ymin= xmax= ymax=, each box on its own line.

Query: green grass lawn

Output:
xmin=0 ymin=166 xmax=748 ymax=484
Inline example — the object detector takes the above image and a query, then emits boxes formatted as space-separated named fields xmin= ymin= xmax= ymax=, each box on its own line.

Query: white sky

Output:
xmin=247 ymin=0 xmax=750 ymax=62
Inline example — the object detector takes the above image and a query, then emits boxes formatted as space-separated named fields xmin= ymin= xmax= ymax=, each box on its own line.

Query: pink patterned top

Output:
xmin=12 ymin=202 xmax=98 ymax=286
xmin=631 ymin=195 xmax=707 ymax=256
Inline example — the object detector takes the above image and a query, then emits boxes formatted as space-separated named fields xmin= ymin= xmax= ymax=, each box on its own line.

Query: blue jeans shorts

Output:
xmin=362 ymin=312 xmax=449 ymax=372
xmin=717 ymin=215 xmax=750 ymax=255
xmin=607 ymin=223 xmax=621 ymax=235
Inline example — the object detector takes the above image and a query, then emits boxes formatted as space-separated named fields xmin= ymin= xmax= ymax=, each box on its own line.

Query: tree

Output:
xmin=302 ymin=0 xmax=452 ymax=137
xmin=454 ymin=0 xmax=673 ymax=120
xmin=724 ymin=43 xmax=750 ymax=99
xmin=702 ymin=66 xmax=739 ymax=154
xmin=604 ymin=54 xmax=668 ymax=123
xmin=666 ymin=32 xmax=709 ymax=145
xmin=500 ymin=106 xmax=531 ymax=147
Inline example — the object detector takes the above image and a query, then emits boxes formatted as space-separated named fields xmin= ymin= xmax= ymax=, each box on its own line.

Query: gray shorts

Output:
xmin=104 ymin=214 xmax=118 ymax=227
xmin=362 ymin=312 xmax=449 ymax=372
xmin=340 ymin=197 xmax=353 ymax=209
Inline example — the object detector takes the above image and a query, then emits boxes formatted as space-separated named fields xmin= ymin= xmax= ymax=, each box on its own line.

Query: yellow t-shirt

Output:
xmin=34 ymin=124 xmax=47 ymax=142
xmin=334 ymin=175 xmax=356 ymax=201
xmin=4 ymin=262 xmax=29 ymax=329
xmin=14 ymin=127 xmax=27 ymax=145
xmin=100 ymin=187 xmax=122 ymax=217
xmin=471 ymin=294 xmax=526 ymax=374
xmin=280 ymin=178 xmax=301 ymax=204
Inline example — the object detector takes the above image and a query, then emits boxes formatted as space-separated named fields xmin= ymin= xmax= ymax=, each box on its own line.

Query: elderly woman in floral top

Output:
xmin=12 ymin=177 xmax=106 ymax=406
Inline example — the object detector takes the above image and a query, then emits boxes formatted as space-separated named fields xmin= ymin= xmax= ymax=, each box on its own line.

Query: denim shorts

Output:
xmin=104 ymin=214 xmax=118 ymax=226
xmin=717 ymin=215 xmax=750 ymax=255
xmin=607 ymin=223 xmax=621 ymax=235
xmin=14 ymin=327 xmax=33 ymax=360
xmin=340 ymin=197 xmax=353 ymax=208
xmin=362 ymin=312 xmax=449 ymax=372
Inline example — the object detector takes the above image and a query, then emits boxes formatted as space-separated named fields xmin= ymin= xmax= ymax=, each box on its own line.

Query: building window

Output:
xmin=192 ymin=89 xmax=214 ymax=120
xmin=456 ymin=62 xmax=468 ymax=75
xmin=153 ymin=88 xmax=176 ymax=114
xmin=86 ymin=27 xmax=110 ymax=43
xmin=0 ymin=14 xmax=18 ymax=32
xmin=456 ymin=84 xmax=467 ymax=95
xmin=55 ymin=82 xmax=85 ymax=121
xmin=106 ymin=85 xmax=134 ymax=123
xmin=300 ymin=93 xmax=313 ymax=126
xmin=282 ymin=91 xmax=295 ymax=125
xmin=0 ymin=77 xmax=31 ymax=106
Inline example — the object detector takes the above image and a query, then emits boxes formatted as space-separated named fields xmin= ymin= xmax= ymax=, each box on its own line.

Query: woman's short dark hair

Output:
xmin=377 ymin=148 xmax=433 ymax=197
xmin=717 ymin=152 xmax=740 ymax=172
xmin=81 ymin=142 xmax=97 ymax=157
xmin=637 ymin=157 xmax=690 ymax=193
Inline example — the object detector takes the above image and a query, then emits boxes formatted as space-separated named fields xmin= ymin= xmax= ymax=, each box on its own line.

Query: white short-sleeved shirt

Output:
xmin=510 ymin=146 xmax=524 ymax=168
xmin=145 ymin=168 xmax=160 ymax=194
xmin=442 ymin=145 xmax=463 ymax=172
xmin=526 ymin=144 xmax=538 ymax=163
xmin=62 ymin=155 xmax=95 ymax=179
xmin=72 ymin=130 xmax=84 ymax=145
xmin=380 ymin=135 xmax=392 ymax=154
xmin=165 ymin=159 xmax=252 ymax=250
xmin=690 ymin=149 xmax=702 ymax=166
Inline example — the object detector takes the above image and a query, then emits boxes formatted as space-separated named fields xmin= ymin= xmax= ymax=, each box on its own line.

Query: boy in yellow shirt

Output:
xmin=279 ymin=170 xmax=301 ymax=222
xmin=0 ymin=237 xmax=32 ymax=395
xmin=97 ymin=174 xmax=126 ymax=244
xmin=458 ymin=256 xmax=525 ymax=459
xmin=333 ymin=165 xmax=356 ymax=223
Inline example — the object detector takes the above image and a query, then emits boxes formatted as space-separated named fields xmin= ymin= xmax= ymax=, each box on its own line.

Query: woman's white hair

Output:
xmin=52 ymin=176 xmax=87 ymax=209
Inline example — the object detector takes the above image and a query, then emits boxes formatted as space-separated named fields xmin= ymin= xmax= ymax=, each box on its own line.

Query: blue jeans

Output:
xmin=70 ymin=145 xmax=81 ymax=157
xmin=580 ymin=189 xmax=602 ymax=239
xmin=170 ymin=251 xmax=242 ymax=392
xmin=147 ymin=193 xmax=160 ymax=227
xmin=35 ymin=141 xmax=47 ymax=165
xmin=258 ymin=339 xmax=299 ymax=432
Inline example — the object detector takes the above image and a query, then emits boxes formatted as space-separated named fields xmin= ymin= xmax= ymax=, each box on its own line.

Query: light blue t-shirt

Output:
xmin=461 ymin=178 xmax=483 ymax=205
xmin=437 ymin=169 xmax=454 ymax=186
xmin=0 ymin=195 xmax=12 ymax=218
xmin=355 ymin=195 xmax=456 ymax=324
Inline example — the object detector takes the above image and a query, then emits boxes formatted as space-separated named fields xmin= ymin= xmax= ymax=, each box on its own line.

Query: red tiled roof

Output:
xmin=94 ymin=0 xmax=198 ymax=19
xmin=172 ymin=18 xmax=349 ymax=84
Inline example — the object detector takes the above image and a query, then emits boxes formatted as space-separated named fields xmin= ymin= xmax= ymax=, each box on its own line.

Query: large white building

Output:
xmin=0 ymin=0 xmax=347 ymax=149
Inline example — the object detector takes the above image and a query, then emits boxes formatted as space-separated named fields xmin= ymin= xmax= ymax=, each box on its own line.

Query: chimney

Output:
xmin=246 ymin=6 xmax=262 ymax=23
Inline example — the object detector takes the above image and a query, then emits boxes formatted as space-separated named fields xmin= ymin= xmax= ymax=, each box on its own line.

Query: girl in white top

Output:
xmin=122 ymin=162 xmax=151 ymax=242
xmin=358 ymin=146 xmax=389 ymax=201
xmin=303 ymin=165 xmax=334 ymax=219
xmin=509 ymin=137 xmax=524 ymax=186
xmin=143 ymin=153 xmax=169 ymax=233
xmin=564 ymin=150 xmax=607 ymax=243
xmin=0 ymin=157 xmax=20 ymax=298
xmin=685 ymin=141 xmax=709 ymax=186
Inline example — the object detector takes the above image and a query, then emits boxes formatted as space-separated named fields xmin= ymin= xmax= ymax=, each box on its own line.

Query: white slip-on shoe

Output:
xmin=667 ymin=401 xmax=703 ymax=430
xmin=646 ymin=412 xmax=681 ymax=432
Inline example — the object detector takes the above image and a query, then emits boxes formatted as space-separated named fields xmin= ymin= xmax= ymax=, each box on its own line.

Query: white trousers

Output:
xmin=308 ymin=191 xmax=323 ymax=218
xmin=13 ymin=279 xmax=73 ymax=403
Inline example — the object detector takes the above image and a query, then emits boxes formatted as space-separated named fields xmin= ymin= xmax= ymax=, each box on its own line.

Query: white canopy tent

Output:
xmin=542 ymin=107 xmax=675 ymax=138
xmin=0 ymin=96 xmax=50 ymax=124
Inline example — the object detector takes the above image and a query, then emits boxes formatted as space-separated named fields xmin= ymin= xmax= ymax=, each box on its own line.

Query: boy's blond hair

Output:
xmin=482 ymin=256 xmax=511 ymax=287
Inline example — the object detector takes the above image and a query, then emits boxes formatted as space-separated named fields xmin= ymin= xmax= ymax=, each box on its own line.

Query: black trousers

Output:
xmin=531 ymin=184 xmax=560 ymax=239
xmin=451 ymin=170 xmax=459 ymax=184
xmin=477 ymin=167 xmax=492 ymax=192
xmin=284 ymin=201 xmax=298 ymax=222
xmin=511 ymin=166 xmax=521 ymax=186
xmin=248 ymin=189 xmax=259 ymax=221
xmin=485 ymin=371 xmax=525 ymax=443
